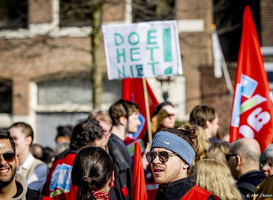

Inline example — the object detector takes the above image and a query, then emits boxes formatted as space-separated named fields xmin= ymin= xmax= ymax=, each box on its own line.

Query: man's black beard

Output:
xmin=0 ymin=178 xmax=13 ymax=189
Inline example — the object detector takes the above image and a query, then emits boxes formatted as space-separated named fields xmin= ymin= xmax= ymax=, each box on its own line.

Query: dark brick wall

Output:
xmin=260 ymin=0 xmax=273 ymax=46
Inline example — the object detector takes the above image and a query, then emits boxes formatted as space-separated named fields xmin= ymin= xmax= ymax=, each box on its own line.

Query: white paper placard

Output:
xmin=102 ymin=20 xmax=183 ymax=80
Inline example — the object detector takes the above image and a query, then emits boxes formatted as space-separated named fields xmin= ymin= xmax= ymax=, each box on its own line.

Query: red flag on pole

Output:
xmin=132 ymin=141 xmax=148 ymax=200
xmin=230 ymin=6 xmax=273 ymax=151
xmin=122 ymin=78 xmax=158 ymax=155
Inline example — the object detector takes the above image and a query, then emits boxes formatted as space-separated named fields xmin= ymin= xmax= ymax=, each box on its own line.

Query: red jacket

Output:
xmin=44 ymin=152 xmax=77 ymax=200
xmin=148 ymin=185 xmax=221 ymax=200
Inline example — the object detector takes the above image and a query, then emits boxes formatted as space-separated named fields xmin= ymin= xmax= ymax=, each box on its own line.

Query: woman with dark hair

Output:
xmin=71 ymin=146 xmax=115 ymax=200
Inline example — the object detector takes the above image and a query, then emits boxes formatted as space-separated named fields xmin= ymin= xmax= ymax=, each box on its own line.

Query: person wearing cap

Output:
xmin=146 ymin=123 xmax=220 ymax=200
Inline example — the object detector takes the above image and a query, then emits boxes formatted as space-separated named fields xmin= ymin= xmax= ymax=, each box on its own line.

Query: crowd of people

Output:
xmin=0 ymin=100 xmax=273 ymax=200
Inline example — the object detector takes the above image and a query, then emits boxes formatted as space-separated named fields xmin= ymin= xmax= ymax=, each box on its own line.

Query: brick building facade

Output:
xmin=0 ymin=0 xmax=271 ymax=147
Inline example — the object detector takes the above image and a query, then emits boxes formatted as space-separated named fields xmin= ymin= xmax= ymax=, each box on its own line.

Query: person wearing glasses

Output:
xmin=227 ymin=138 xmax=266 ymax=200
xmin=0 ymin=129 xmax=52 ymax=200
xmin=146 ymin=123 xmax=220 ymax=200
xmin=8 ymin=122 xmax=48 ymax=192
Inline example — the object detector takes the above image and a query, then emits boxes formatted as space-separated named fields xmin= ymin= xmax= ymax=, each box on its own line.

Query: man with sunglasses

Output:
xmin=146 ymin=124 xmax=220 ymax=200
xmin=0 ymin=129 xmax=52 ymax=200
xmin=227 ymin=138 xmax=266 ymax=199
xmin=9 ymin=122 xmax=48 ymax=191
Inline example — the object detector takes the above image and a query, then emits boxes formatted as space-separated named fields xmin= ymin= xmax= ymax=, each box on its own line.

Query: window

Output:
xmin=213 ymin=0 xmax=260 ymax=61
xmin=0 ymin=79 xmax=12 ymax=113
xmin=0 ymin=0 xmax=28 ymax=29
xmin=59 ymin=0 xmax=94 ymax=27
xmin=37 ymin=76 xmax=122 ymax=105
xmin=132 ymin=0 xmax=175 ymax=23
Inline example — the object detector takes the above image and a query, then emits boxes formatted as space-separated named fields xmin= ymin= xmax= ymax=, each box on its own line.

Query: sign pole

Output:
xmin=142 ymin=78 xmax=153 ymax=144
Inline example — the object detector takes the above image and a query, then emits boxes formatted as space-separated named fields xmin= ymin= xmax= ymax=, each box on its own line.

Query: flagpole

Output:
xmin=221 ymin=55 xmax=234 ymax=95
xmin=142 ymin=77 xmax=153 ymax=144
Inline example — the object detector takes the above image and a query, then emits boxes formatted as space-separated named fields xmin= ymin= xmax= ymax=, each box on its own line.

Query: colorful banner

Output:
xmin=102 ymin=21 xmax=182 ymax=80
xmin=230 ymin=6 xmax=273 ymax=152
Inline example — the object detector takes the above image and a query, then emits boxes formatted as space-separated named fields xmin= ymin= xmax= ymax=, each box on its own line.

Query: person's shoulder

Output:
xmin=186 ymin=185 xmax=221 ymax=200
xmin=26 ymin=188 xmax=53 ymax=200
xmin=53 ymin=148 xmax=73 ymax=163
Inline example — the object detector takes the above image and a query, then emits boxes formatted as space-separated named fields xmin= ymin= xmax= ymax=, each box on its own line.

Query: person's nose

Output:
xmin=262 ymin=163 xmax=269 ymax=171
xmin=0 ymin=155 xmax=7 ymax=165
xmin=152 ymin=154 xmax=161 ymax=164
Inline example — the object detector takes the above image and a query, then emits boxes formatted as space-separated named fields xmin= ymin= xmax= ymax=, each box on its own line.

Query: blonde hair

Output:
xmin=191 ymin=159 xmax=242 ymax=200
xmin=192 ymin=125 xmax=209 ymax=165
xmin=207 ymin=141 xmax=230 ymax=165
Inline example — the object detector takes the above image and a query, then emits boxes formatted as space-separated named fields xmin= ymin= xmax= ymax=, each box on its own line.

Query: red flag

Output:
xmin=122 ymin=78 xmax=158 ymax=155
xmin=132 ymin=141 xmax=148 ymax=200
xmin=230 ymin=6 xmax=273 ymax=151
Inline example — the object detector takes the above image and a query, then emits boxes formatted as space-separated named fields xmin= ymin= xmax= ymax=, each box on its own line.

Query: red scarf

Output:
xmin=92 ymin=191 xmax=109 ymax=200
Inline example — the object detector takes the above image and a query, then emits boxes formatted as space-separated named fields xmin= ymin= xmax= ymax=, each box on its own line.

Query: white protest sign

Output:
xmin=102 ymin=20 xmax=183 ymax=80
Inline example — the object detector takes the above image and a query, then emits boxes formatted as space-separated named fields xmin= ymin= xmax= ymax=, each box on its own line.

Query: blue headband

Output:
xmin=151 ymin=131 xmax=195 ymax=166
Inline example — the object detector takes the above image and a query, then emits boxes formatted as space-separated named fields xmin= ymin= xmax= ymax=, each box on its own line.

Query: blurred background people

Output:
xmin=41 ymin=146 xmax=55 ymax=169
xmin=261 ymin=143 xmax=273 ymax=177
xmin=71 ymin=146 xmax=114 ymax=200
xmin=207 ymin=141 xmax=230 ymax=166
xmin=191 ymin=159 xmax=243 ymax=200
xmin=151 ymin=101 xmax=176 ymax=135
xmin=89 ymin=109 xmax=112 ymax=150
xmin=108 ymin=99 xmax=141 ymax=200
xmin=143 ymin=101 xmax=176 ymax=146
xmin=9 ymin=122 xmax=48 ymax=191
xmin=55 ymin=125 xmax=73 ymax=144
xmin=31 ymin=143 xmax=44 ymax=160
xmin=192 ymin=125 xmax=210 ymax=165
xmin=253 ymin=175 xmax=273 ymax=200
xmin=227 ymin=138 xmax=266 ymax=199
xmin=44 ymin=117 xmax=104 ymax=199
xmin=189 ymin=105 xmax=220 ymax=143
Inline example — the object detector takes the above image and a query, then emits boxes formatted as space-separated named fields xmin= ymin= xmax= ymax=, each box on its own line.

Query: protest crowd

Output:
xmin=1 ymin=98 xmax=273 ymax=200
xmin=1 ymin=4 xmax=273 ymax=200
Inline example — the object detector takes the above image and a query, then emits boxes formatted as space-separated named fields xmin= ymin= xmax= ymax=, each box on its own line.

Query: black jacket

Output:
xmin=236 ymin=170 xmax=266 ymax=200
xmin=155 ymin=177 xmax=218 ymax=200
xmin=108 ymin=134 xmax=132 ymax=200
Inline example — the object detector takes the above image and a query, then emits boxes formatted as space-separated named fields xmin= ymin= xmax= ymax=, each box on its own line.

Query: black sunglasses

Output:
xmin=0 ymin=152 xmax=16 ymax=162
xmin=146 ymin=151 xmax=177 ymax=164
xmin=225 ymin=153 xmax=237 ymax=162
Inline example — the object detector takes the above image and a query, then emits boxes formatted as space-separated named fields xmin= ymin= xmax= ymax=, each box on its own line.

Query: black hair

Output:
xmin=0 ymin=129 xmax=16 ymax=154
xmin=72 ymin=146 xmax=114 ymax=200
xmin=41 ymin=146 xmax=55 ymax=164
xmin=69 ymin=118 xmax=104 ymax=151
xmin=55 ymin=125 xmax=73 ymax=142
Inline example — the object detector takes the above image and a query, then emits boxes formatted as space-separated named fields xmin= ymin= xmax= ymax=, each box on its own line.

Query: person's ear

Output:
xmin=236 ymin=154 xmax=242 ymax=167
xmin=26 ymin=136 xmax=32 ymax=146
xmin=205 ymin=120 xmax=211 ymax=129
xmin=109 ymin=171 xmax=115 ymax=188
xmin=182 ymin=162 xmax=190 ymax=170
xmin=15 ymin=154 xmax=20 ymax=169
xmin=119 ymin=116 xmax=127 ymax=126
